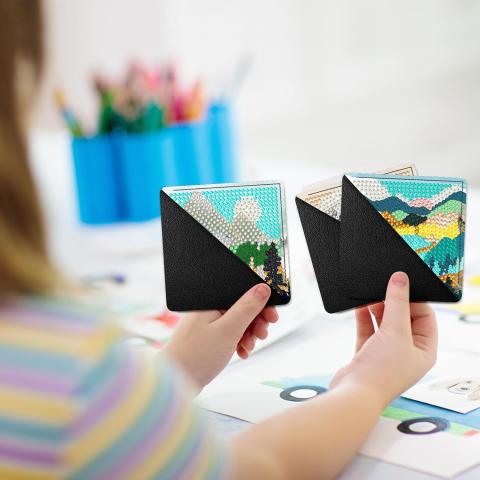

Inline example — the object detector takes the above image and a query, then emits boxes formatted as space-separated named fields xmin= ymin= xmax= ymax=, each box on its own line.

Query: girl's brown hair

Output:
xmin=0 ymin=0 xmax=59 ymax=297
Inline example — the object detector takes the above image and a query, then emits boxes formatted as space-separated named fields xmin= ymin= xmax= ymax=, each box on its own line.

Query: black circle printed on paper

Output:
xmin=397 ymin=417 xmax=450 ymax=435
xmin=279 ymin=385 xmax=327 ymax=402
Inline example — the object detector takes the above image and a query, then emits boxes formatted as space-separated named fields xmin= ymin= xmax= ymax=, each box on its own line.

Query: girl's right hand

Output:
xmin=231 ymin=272 xmax=438 ymax=479
xmin=330 ymin=271 xmax=438 ymax=405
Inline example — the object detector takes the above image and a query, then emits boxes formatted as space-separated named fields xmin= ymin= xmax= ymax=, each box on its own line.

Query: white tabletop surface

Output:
xmin=30 ymin=130 xmax=480 ymax=479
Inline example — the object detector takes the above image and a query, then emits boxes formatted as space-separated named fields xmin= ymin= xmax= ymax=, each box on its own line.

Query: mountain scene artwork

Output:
xmin=347 ymin=174 xmax=467 ymax=298
xmin=167 ymin=183 xmax=289 ymax=297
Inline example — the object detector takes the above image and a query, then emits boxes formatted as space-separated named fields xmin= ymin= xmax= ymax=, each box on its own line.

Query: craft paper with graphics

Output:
xmin=347 ymin=174 xmax=466 ymax=298
xmin=166 ymin=183 xmax=289 ymax=297
xmin=403 ymin=377 xmax=480 ymax=414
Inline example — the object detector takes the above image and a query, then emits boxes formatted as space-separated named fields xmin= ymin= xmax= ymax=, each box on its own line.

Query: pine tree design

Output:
xmin=263 ymin=242 xmax=285 ymax=292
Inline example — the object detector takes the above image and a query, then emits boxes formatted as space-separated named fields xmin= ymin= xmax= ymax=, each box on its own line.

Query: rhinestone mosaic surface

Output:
xmin=167 ymin=183 xmax=289 ymax=297
xmin=347 ymin=174 xmax=467 ymax=298
xmin=303 ymin=166 xmax=416 ymax=220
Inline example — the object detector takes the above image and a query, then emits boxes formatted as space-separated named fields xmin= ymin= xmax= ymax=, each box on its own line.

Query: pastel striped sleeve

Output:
xmin=65 ymin=323 xmax=229 ymax=480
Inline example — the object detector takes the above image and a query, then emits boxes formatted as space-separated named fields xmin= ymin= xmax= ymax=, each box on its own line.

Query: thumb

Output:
xmin=215 ymin=284 xmax=271 ymax=341
xmin=381 ymin=271 xmax=411 ymax=336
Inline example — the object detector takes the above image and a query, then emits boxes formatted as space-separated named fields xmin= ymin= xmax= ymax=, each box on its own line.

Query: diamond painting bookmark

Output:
xmin=161 ymin=181 xmax=290 ymax=311
xmin=295 ymin=164 xmax=418 ymax=313
xmin=338 ymin=174 xmax=467 ymax=302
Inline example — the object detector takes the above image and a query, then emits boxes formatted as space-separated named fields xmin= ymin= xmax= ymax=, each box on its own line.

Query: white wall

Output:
xmin=37 ymin=0 xmax=480 ymax=183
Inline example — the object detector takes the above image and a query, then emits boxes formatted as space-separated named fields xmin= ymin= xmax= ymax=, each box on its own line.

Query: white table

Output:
xmin=30 ymin=130 xmax=480 ymax=479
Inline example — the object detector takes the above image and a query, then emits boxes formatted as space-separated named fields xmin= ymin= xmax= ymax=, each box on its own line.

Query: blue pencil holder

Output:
xmin=71 ymin=135 xmax=122 ymax=224
xmin=71 ymin=102 xmax=238 ymax=224
xmin=118 ymin=131 xmax=176 ymax=221
xmin=168 ymin=120 xmax=213 ymax=185
xmin=208 ymin=102 xmax=237 ymax=183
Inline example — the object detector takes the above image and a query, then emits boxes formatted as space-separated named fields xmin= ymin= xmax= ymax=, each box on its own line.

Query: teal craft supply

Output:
xmin=141 ymin=102 xmax=166 ymax=132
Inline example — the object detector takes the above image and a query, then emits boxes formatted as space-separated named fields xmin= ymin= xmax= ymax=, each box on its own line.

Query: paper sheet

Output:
xmin=403 ymin=377 xmax=480 ymax=414
xmin=198 ymin=335 xmax=480 ymax=478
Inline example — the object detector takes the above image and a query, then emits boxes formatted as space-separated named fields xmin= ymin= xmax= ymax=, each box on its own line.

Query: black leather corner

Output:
xmin=160 ymin=190 xmax=290 ymax=311
xmin=337 ymin=176 xmax=458 ymax=302
xmin=295 ymin=196 xmax=367 ymax=313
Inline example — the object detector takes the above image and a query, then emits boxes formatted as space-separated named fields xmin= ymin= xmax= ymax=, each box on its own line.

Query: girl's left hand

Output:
xmin=165 ymin=283 xmax=278 ymax=389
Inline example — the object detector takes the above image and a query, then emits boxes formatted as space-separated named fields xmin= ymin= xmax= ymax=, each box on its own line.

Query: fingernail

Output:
xmin=254 ymin=284 xmax=270 ymax=299
xmin=391 ymin=271 xmax=408 ymax=287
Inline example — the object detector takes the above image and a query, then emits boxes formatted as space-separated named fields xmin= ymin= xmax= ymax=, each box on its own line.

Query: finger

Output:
xmin=243 ymin=310 xmax=276 ymax=341
xmin=239 ymin=315 xmax=264 ymax=342
xmin=411 ymin=304 xmax=437 ymax=353
xmin=184 ymin=310 xmax=222 ymax=324
xmin=253 ymin=319 xmax=269 ymax=340
xmin=240 ymin=336 xmax=257 ymax=354
xmin=252 ymin=311 xmax=273 ymax=326
xmin=355 ymin=307 xmax=374 ymax=351
xmin=410 ymin=302 xmax=434 ymax=317
xmin=381 ymin=271 xmax=411 ymax=336
xmin=411 ymin=304 xmax=437 ymax=339
xmin=239 ymin=331 xmax=255 ymax=351
xmin=410 ymin=303 xmax=437 ymax=335
xmin=215 ymin=284 xmax=271 ymax=341
xmin=261 ymin=306 xmax=279 ymax=323
xmin=237 ymin=345 xmax=249 ymax=359
xmin=238 ymin=320 xmax=255 ymax=345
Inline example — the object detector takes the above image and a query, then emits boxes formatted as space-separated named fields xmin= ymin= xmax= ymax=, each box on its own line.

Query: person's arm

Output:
xmin=230 ymin=271 xmax=438 ymax=479
xmin=230 ymin=381 xmax=384 ymax=479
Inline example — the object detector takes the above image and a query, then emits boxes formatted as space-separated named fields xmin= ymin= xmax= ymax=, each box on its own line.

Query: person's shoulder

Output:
xmin=0 ymin=292 xmax=122 ymax=365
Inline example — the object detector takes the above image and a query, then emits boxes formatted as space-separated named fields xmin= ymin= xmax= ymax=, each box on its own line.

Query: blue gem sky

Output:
xmin=169 ymin=184 xmax=283 ymax=239
xmin=381 ymin=180 xmax=454 ymax=200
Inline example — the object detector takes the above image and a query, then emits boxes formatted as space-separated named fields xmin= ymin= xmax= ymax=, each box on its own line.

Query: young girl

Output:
xmin=0 ymin=1 xmax=437 ymax=478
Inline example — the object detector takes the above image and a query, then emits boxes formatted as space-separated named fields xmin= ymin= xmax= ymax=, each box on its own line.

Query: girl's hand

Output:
xmin=331 ymin=271 xmax=438 ymax=405
xmin=165 ymin=284 xmax=278 ymax=389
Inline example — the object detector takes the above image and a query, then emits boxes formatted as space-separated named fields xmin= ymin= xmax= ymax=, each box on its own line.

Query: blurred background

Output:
xmin=36 ymin=0 xmax=480 ymax=183
xmin=24 ymin=0 xmax=480 ymax=352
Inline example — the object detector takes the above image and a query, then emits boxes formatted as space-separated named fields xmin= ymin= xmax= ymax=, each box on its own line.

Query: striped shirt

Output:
xmin=0 ymin=295 xmax=228 ymax=479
